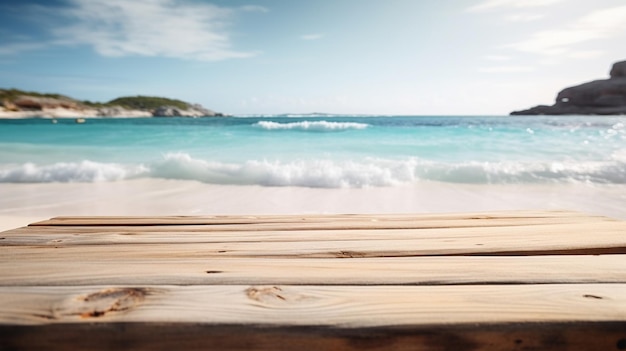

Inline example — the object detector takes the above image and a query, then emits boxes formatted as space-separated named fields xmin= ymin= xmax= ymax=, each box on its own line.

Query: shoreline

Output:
xmin=0 ymin=107 xmax=152 ymax=119
xmin=1 ymin=179 xmax=625 ymax=231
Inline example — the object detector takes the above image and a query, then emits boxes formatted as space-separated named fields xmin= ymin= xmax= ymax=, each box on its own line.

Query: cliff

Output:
xmin=0 ymin=89 xmax=222 ymax=118
xmin=511 ymin=60 xmax=626 ymax=115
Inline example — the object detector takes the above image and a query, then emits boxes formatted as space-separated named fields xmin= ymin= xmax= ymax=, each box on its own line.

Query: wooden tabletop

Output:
xmin=1 ymin=210 xmax=626 ymax=350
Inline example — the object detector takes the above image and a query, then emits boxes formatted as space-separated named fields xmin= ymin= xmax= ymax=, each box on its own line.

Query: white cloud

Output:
xmin=46 ymin=0 xmax=257 ymax=61
xmin=506 ymin=5 xmax=626 ymax=56
xmin=507 ymin=29 xmax=600 ymax=56
xmin=469 ymin=0 xmax=554 ymax=23
xmin=566 ymin=50 xmax=604 ymax=59
xmin=300 ymin=34 xmax=324 ymax=41
xmin=468 ymin=0 xmax=564 ymax=12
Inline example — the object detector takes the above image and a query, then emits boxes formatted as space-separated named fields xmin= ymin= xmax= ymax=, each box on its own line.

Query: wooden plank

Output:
xmin=21 ymin=215 xmax=607 ymax=234
xmin=1 ymin=284 xmax=626 ymax=326
xmin=19 ymin=216 xmax=617 ymax=234
xmin=3 ymin=222 xmax=626 ymax=257
xmin=2 ymin=221 xmax=625 ymax=248
xmin=32 ymin=210 xmax=587 ymax=222
xmin=6 ymin=219 xmax=626 ymax=245
xmin=0 ymin=255 xmax=625 ymax=286
xmin=3 ymin=211 xmax=626 ymax=351
xmin=27 ymin=210 xmax=597 ymax=228
xmin=2 ymin=322 xmax=625 ymax=351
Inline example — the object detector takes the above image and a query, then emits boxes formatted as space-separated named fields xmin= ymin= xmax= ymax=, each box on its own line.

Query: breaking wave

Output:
xmin=254 ymin=120 xmax=369 ymax=131
xmin=0 ymin=161 xmax=148 ymax=183
xmin=1 ymin=152 xmax=625 ymax=187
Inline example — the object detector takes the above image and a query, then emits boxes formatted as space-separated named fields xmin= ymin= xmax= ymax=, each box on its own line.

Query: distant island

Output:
xmin=0 ymin=88 xmax=223 ymax=118
xmin=511 ymin=60 xmax=626 ymax=115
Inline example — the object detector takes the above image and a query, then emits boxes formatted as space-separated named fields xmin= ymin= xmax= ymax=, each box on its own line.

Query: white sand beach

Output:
xmin=1 ymin=179 xmax=625 ymax=232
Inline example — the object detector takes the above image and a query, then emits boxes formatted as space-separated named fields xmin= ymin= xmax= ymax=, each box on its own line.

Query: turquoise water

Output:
xmin=0 ymin=116 xmax=624 ymax=187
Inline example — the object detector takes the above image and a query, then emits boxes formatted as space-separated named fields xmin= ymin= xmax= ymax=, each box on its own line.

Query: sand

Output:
xmin=1 ymin=179 xmax=625 ymax=232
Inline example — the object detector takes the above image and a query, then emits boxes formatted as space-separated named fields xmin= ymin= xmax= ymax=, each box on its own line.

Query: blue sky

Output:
xmin=1 ymin=0 xmax=625 ymax=115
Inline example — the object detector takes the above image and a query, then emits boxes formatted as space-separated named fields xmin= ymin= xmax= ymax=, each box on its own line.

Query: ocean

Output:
xmin=0 ymin=115 xmax=624 ymax=188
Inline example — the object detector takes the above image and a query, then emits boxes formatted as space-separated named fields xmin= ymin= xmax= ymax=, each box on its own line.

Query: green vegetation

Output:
xmin=108 ymin=96 xmax=189 ymax=110
xmin=81 ymin=100 xmax=108 ymax=108
xmin=1 ymin=88 xmax=199 ymax=113
xmin=0 ymin=88 xmax=70 ymax=101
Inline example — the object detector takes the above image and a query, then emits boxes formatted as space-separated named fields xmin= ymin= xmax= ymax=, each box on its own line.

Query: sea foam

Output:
xmin=254 ymin=120 xmax=369 ymax=131
xmin=0 ymin=161 xmax=147 ymax=183
xmin=2 ymin=152 xmax=623 ymax=187
xmin=149 ymin=153 xmax=410 ymax=187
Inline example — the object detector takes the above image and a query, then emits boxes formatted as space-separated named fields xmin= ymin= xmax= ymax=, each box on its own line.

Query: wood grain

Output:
xmin=25 ymin=211 xmax=603 ymax=233
xmin=1 ymin=255 xmax=626 ymax=286
xmin=3 ymin=211 xmax=626 ymax=350
xmin=29 ymin=210 xmax=588 ymax=226
xmin=4 ymin=220 xmax=625 ymax=246
xmin=2 ymin=284 xmax=626 ymax=326
xmin=3 ymin=227 xmax=626 ymax=259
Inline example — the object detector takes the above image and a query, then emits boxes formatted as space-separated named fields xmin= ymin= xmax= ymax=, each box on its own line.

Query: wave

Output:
xmin=148 ymin=153 xmax=412 ymax=187
xmin=254 ymin=120 xmax=369 ymax=131
xmin=1 ymin=153 xmax=625 ymax=187
xmin=0 ymin=161 xmax=147 ymax=183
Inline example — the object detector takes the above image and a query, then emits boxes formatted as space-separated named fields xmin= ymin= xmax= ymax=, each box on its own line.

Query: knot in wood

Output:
xmin=245 ymin=286 xmax=288 ymax=304
xmin=244 ymin=286 xmax=319 ymax=308
xmin=336 ymin=250 xmax=366 ymax=258
xmin=59 ymin=287 xmax=150 ymax=319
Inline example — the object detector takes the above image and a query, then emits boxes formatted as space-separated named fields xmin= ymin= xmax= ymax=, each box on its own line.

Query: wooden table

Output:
xmin=1 ymin=210 xmax=626 ymax=350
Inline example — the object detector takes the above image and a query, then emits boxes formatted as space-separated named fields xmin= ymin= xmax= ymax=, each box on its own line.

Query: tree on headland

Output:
xmin=108 ymin=96 xmax=190 ymax=110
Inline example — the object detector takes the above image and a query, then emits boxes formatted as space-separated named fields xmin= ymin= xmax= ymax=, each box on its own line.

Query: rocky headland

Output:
xmin=511 ymin=60 xmax=626 ymax=115
xmin=0 ymin=89 xmax=223 ymax=118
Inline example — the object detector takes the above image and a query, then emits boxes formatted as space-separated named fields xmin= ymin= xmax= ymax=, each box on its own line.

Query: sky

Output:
xmin=1 ymin=0 xmax=625 ymax=115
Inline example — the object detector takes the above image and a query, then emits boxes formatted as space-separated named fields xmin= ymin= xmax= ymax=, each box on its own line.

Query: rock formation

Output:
xmin=95 ymin=106 xmax=152 ymax=118
xmin=511 ymin=60 xmax=626 ymax=115
xmin=153 ymin=105 xmax=218 ymax=117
